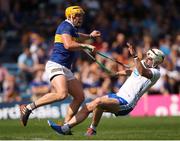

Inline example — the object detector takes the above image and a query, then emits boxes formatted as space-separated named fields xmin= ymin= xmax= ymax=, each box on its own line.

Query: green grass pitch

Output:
xmin=0 ymin=116 xmax=180 ymax=140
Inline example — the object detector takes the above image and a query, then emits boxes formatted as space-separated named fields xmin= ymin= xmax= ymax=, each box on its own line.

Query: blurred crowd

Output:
xmin=0 ymin=0 xmax=179 ymax=103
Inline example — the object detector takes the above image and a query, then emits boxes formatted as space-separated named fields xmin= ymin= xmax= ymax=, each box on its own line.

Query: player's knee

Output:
xmin=86 ymin=98 xmax=101 ymax=111
xmin=73 ymin=93 xmax=85 ymax=103
xmin=83 ymin=104 xmax=92 ymax=113
xmin=94 ymin=97 xmax=102 ymax=106
xmin=55 ymin=91 xmax=68 ymax=101
xmin=76 ymin=95 xmax=85 ymax=103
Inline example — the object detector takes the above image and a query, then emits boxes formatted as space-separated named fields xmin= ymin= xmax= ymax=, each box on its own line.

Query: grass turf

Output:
xmin=0 ymin=116 xmax=180 ymax=140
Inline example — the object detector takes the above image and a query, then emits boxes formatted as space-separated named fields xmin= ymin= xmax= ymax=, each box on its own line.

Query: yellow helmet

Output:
xmin=65 ymin=6 xmax=85 ymax=18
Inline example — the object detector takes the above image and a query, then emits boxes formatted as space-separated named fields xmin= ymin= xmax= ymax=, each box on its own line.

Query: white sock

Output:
xmin=61 ymin=124 xmax=70 ymax=133
xmin=26 ymin=104 xmax=32 ymax=110
xmin=90 ymin=124 xmax=96 ymax=131
xmin=26 ymin=102 xmax=36 ymax=111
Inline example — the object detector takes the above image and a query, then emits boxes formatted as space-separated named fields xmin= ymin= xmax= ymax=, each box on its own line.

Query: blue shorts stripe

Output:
xmin=108 ymin=93 xmax=133 ymax=116
xmin=108 ymin=93 xmax=128 ymax=105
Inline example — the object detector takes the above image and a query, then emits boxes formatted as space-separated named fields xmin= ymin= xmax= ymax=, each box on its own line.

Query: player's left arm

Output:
xmin=78 ymin=30 xmax=101 ymax=41
xmin=127 ymin=43 xmax=153 ymax=79
xmin=115 ymin=69 xmax=133 ymax=76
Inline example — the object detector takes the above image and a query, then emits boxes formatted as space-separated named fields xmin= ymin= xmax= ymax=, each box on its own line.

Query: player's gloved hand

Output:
xmin=90 ymin=30 xmax=101 ymax=38
xmin=81 ymin=44 xmax=96 ymax=53
xmin=110 ymin=72 xmax=119 ymax=77
xmin=127 ymin=42 xmax=137 ymax=58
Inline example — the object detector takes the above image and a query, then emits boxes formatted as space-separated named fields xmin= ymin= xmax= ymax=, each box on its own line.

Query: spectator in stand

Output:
xmin=9 ymin=2 xmax=23 ymax=30
xmin=171 ymin=34 xmax=180 ymax=71
xmin=81 ymin=62 xmax=103 ymax=99
xmin=3 ymin=74 xmax=21 ymax=102
xmin=111 ymin=33 xmax=126 ymax=55
xmin=113 ymin=75 xmax=126 ymax=93
xmin=18 ymin=46 xmax=34 ymax=83
xmin=140 ymin=35 xmax=152 ymax=54
xmin=30 ymin=68 xmax=50 ymax=101
xmin=29 ymin=32 xmax=46 ymax=55
xmin=0 ymin=63 xmax=9 ymax=93
xmin=17 ymin=46 xmax=43 ymax=83
xmin=116 ymin=47 xmax=130 ymax=66
xmin=99 ymin=41 xmax=111 ymax=57
xmin=0 ymin=8 xmax=8 ymax=31
xmin=33 ymin=46 xmax=48 ymax=67
xmin=92 ymin=37 xmax=104 ymax=51
xmin=0 ymin=33 xmax=6 ymax=56
xmin=159 ymin=36 xmax=171 ymax=56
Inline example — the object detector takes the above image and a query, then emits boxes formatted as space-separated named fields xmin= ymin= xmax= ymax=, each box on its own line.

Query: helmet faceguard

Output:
xmin=146 ymin=49 xmax=165 ymax=67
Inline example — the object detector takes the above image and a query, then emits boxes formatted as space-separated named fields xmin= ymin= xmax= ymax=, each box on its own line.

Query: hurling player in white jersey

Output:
xmin=47 ymin=43 xmax=165 ymax=136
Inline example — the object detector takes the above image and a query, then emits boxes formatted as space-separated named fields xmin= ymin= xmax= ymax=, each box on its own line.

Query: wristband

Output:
xmin=133 ymin=55 xmax=138 ymax=58
xmin=133 ymin=57 xmax=138 ymax=64
xmin=80 ymin=44 xmax=92 ymax=51
xmin=89 ymin=34 xmax=94 ymax=39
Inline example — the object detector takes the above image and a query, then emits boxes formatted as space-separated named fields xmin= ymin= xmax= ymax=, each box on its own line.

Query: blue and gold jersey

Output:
xmin=49 ymin=20 xmax=79 ymax=69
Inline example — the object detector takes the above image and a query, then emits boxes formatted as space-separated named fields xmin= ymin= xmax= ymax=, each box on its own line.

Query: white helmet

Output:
xmin=146 ymin=48 xmax=165 ymax=67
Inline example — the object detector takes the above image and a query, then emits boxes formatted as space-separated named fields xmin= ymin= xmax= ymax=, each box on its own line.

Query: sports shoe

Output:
xmin=57 ymin=121 xmax=73 ymax=135
xmin=47 ymin=120 xmax=73 ymax=135
xmin=19 ymin=104 xmax=32 ymax=126
xmin=85 ymin=128 xmax=96 ymax=136
xmin=47 ymin=120 xmax=66 ymax=135
xmin=65 ymin=130 xmax=73 ymax=135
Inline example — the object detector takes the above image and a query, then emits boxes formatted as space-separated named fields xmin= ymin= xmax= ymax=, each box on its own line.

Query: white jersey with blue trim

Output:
xmin=116 ymin=61 xmax=160 ymax=108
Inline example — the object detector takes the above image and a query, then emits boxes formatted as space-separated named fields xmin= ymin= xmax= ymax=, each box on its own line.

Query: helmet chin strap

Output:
xmin=152 ymin=60 xmax=159 ymax=68
xmin=67 ymin=15 xmax=75 ymax=26
xmin=70 ymin=15 xmax=74 ymax=24
xmin=70 ymin=14 xmax=81 ymax=27
xmin=152 ymin=60 xmax=156 ymax=68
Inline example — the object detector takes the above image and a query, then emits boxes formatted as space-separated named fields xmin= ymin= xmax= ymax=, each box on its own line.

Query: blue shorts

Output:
xmin=108 ymin=93 xmax=133 ymax=116
xmin=108 ymin=93 xmax=128 ymax=105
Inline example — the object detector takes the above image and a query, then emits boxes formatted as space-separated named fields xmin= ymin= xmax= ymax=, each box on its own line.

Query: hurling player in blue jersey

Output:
xmin=20 ymin=6 xmax=101 ymax=127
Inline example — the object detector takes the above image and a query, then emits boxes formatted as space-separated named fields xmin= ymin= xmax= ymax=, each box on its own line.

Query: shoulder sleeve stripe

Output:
xmin=73 ymin=37 xmax=79 ymax=41
xmin=54 ymin=34 xmax=63 ymax=43
xmin=54 ymin=34 xmax=79 ymax=43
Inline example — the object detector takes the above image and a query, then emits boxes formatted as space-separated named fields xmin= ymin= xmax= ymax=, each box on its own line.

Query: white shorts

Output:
xmin=45 ymin=61 xmax=75 ymax=81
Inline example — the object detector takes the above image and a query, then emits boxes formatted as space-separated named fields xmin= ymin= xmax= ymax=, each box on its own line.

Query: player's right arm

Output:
xmin=115 ymin=69 xmax=133 ymax=76
xmin=55 ymin=22 xmax=96 ymax=52
xmin=127 ymin=43 xmax=153 ymax=79
xmin=61 ymin=34 xmax=95 ymax=52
